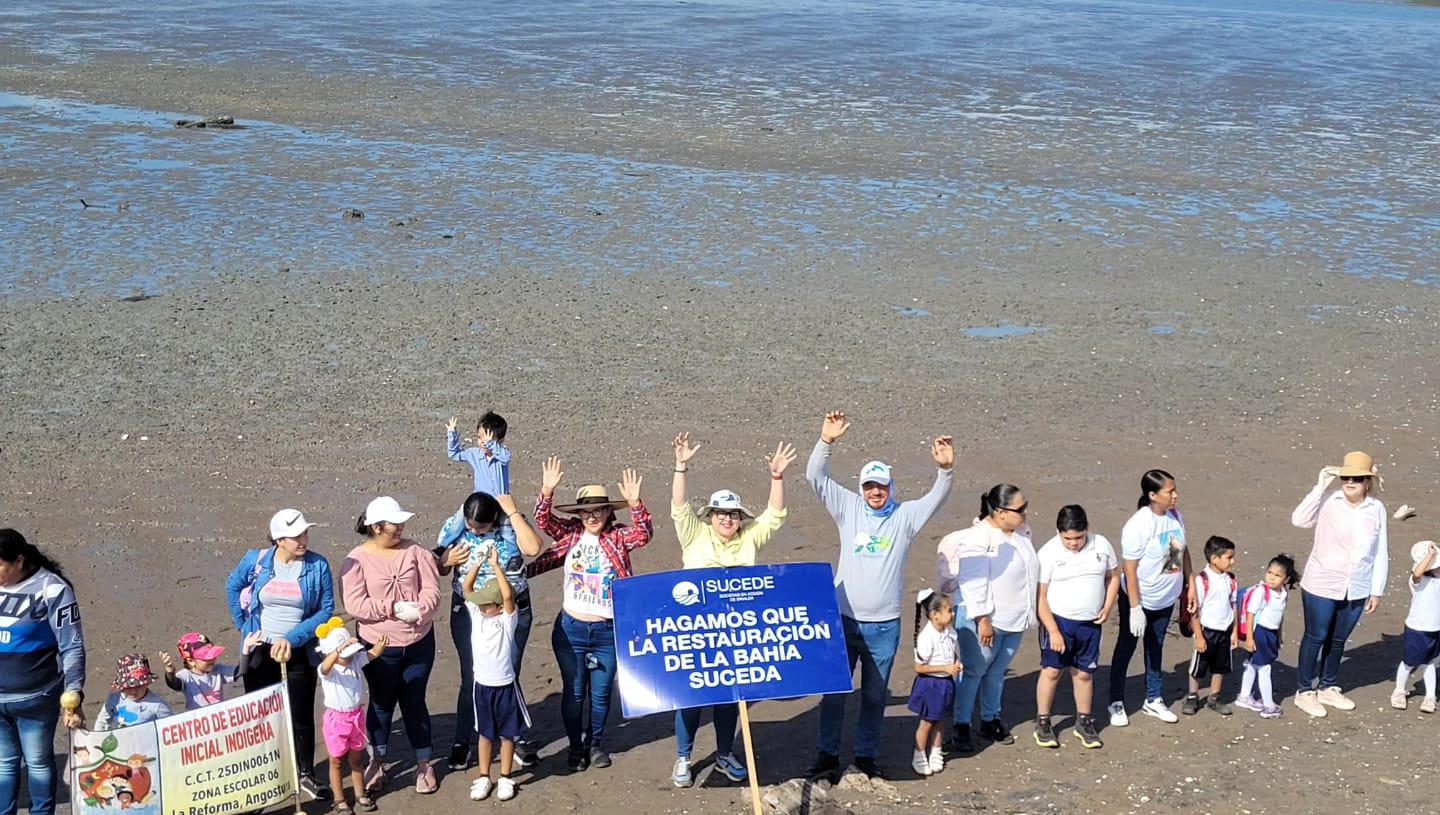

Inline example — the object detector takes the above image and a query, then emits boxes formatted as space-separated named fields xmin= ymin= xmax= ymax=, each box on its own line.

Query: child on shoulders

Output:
xmin=447 ymin=412 xmax=511 ymax=496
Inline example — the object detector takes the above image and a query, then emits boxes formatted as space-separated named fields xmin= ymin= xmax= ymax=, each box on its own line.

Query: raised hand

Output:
xmin=541 ymin=456 xmax=564 ymax=497
xmin=766 ymin=442 xmax=798 ymax=476
xmin=619 ymin=468 xmax=644 ymax=506
xmin=931 ymin=435 xmax=955 ymax=470
xmin=479 ymin=426 xmax=494 ymax=446
xmin=158 ymin=651 xmax=175 ymax=674
xmin=446 ymin=416 xmax=458 ymax=433
xmin=674 ymin=432 xmax=702 ymax=467
xmin=487 ymin=545 xmax=503 ymax=570
xmin=820 ymin=411 xmax=851 ymax=444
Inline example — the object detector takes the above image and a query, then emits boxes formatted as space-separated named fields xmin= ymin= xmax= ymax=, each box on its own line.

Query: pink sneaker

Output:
xmin=1234 ymin=697 xmax=1263 ymax=714
xmin=1260 ymin=704 xmax=1282 ymax=719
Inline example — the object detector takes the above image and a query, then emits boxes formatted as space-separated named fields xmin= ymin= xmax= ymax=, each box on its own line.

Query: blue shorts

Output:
xmin=1039 ymin=616 xmax=1102 ymax=673
xmin=1247 ymin=626 xmax=1280 ymax=667
xmin=473 ymin=682 xmax=530 ymax=743
xmin=1402 ymin=626 xmax=1440 ymax=667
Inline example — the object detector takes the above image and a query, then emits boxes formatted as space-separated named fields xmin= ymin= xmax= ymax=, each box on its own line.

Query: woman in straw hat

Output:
xmin=526 ymin=457 xmax=651 ymax=772
xmin=1289 ymin=451 xmax=1389 ymax=718
xmin=666 ymin=432 xmax=797 ymax=788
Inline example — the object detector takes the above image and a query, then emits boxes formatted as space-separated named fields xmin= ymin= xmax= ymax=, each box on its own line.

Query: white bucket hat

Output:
xmin=269 ymin=509 xmax=317 ymax=540
xmin=1412 ymin=540 xmax=1438 ymax=569
xmin=699 ymin=490 xmax=754 ymax=520
xmin=363 ymin=496 xmax=415 ymax=526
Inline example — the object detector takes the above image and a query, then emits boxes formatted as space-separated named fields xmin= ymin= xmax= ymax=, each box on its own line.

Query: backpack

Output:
xmin=1189 ymin=570 xmax=1236 ymax=634
xmin=1235 ymin=583 xmax=1271 ymax=642
xmin=236 ymin=548 xmax=271 ymax=622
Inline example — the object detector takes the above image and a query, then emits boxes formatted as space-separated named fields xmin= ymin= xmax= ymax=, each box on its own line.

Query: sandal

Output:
xmin=331 ymin=804 xmax=353 ymax=815
xmin=356 ymin=798 xmax=377 ymax=813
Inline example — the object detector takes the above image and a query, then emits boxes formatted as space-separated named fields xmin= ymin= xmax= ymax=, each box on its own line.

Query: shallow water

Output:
xmin=0 ymin=0 xmax=1437 ymax=297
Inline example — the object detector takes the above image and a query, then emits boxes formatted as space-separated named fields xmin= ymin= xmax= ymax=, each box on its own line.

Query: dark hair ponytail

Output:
xmin=1137 ymin=469 xmax=1175 ymax=509
xmin=913 ymin=589 xmax=950 ymax=647
xmin=1056 ymin=505 xmax=1089 ymax=533
xmin=463 ymin=492 xmax=503 ymax=527
xmin=979 ymin=484 xmax=1022 ymax=519
xmin=1269 ymin=553 xmax=1300 ymax=589
xmin=0 ymin=529 xmax=68 ymax=584
xmin=354 ymin=513 xmax=372 ymax=536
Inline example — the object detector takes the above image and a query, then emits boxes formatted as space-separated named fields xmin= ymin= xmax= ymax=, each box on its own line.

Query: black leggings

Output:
xmin=244 ymin=647 xmax=318 ymax=778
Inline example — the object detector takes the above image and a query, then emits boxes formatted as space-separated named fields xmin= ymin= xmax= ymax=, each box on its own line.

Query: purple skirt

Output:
xmin=907 ymin=673 xmax=955 ymax=721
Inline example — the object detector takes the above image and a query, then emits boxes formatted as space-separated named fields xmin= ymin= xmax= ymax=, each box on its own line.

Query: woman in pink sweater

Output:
xmin=341 ymin=496 xmax=442 ymax=794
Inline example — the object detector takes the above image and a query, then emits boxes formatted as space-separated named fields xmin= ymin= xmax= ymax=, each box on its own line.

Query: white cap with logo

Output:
xmin=269 ymin=509 xmax=318 ymax=540
xmin=858 ymin=460 xmax=892 ymax=486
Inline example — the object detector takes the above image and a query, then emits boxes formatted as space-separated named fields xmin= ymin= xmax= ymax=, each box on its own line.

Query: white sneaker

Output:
xmin=469 ymin=777 xmax=493 ymax=801
xmin=495 ymin=777 xmax=516 ymax=801
xmin=1422 ymin=696 xmax=1437 ymax=714
xmin=671 ymin=757 xmax=692 ymax=788
xmin=1141 ymin=698 xmax=1178 ymax=723
xmin=911 ymin=749 xmax=931 ymax=777
xmin=1295 ymin=690 xmax=1328 ymax=718
xmin=1391 ymin=689 xmax=1409 ymax=710
xmin=1107 ymin=701 xmax=1129 ymax=728
xmin=927 ymin=747 xmax=944 ymax=774
xmin=1317 ymin=687 xmax=1356 ymax=711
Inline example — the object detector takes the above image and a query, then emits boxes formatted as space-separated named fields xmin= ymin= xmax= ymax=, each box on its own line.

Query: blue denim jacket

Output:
xmin=225 ymin=548 xmax=335 ymax=652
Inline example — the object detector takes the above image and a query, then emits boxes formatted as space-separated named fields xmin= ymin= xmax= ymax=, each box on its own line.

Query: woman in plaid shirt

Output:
xmin=526 ymin=456 xmax=651 ymax=771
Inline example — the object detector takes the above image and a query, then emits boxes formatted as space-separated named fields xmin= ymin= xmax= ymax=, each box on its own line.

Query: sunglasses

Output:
xmin=997 ymin=503 xmax=1028 ymax=516
xmin=711 ymin=510 xmax=743 ymax=521
xmin=1340 ymin=475 xmax=1371 ymax=483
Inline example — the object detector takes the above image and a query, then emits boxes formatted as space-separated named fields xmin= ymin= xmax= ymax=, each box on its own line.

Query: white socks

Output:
xmin=1427 ymin=663 xmax=1438 ymax=698
xmin=1395 ymin=662 xmax=1437 ymax=698
xmin=1241 ymin=663 xmax=1275 ymax=706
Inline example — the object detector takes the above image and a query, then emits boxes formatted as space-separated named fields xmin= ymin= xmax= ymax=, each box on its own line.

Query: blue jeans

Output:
xmin=361 ymin=629 xmax=436 ymax=761
xmin=675 ymin=704 xmax=738 ymax=759
xmin=551 ymin=612 xmax=617 ymax=750
xmin=1108 ymin=594 xmax=1174 ymax=704
xmin=817 ymin=616 xmax=899 ymax=760
xmin=450 ymin=591 xmax=534 ymax=747
xmin=952 ymin=616 xmax=1022 ymax=725
xmin=1297 ymin=590 xmax=1366 ymax=691
xmin=0 ymin=687 xmax=60 ymax=815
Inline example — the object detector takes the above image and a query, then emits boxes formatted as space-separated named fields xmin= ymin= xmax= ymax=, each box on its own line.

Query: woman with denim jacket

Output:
xmin=224 ymin=509 xmax=336 ymax=801
xmin=525 ymin=456 xmax=651 ymax=772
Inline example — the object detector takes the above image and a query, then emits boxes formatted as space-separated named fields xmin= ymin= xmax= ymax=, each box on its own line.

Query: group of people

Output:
xmin=1 ymin=409 xmax=1434 ymax=814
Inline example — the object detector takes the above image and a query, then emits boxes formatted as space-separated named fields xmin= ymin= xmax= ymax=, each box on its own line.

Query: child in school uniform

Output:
xmin=95 ymin=655 xmax=172 ymax=730
xmin=1184 ymin=536 xmax=1237 ymax=716
xmin=1235 ymin=554 xmax=1298 ymax=718
xmin=446 ymin=412 xmax=512 ymax=495
xmin=1392 ymin=541 xmax=1440 ymax=712
xmin=465 ymin=548 xmax=527 ymax=802
xmin=1034 ymin=505 xmax=1120 ymax=749
xmin=908 ymin=589 xmax=960 ymax=777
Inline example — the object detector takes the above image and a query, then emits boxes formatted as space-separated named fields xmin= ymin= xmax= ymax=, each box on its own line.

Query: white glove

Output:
xmin=1317 ymin=466 xmax=1339 ymax=490
xmin=393 ymin=601 xmax=422 ymax=623
xmin=1127 ymin=606 xmax=1145 ymax=638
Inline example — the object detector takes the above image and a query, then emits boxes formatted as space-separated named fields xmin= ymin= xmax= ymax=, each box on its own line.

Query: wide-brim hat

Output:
xmin=698 ymin=489 xmax=755 ymax=520
xmin=1412 ymin=541 xmax=1437 ymax=568
xmin=112 ymin=654 xmax=158 ymax=690
xmin=554 ymin=485 xmax=629 ymax=514
xmin=1335 ymin=451 xmax=1376 ymax=478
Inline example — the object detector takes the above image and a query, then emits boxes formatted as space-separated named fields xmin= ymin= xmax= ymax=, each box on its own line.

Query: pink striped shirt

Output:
xmin=1291 ymin=484 xmax=1389 ymax=601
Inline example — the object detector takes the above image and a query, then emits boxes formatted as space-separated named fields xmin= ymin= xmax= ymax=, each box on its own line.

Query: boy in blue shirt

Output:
xmin=447 ymin=412 xmax=511 ymax=495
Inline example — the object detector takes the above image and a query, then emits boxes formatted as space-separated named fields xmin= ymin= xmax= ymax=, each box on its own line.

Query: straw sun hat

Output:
xmin=1334 ymin=451 xmax=1377 ymax=478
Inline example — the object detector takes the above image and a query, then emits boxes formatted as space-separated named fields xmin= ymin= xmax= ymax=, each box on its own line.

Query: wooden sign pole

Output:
xmin=738 ymin=699 xmax=763 ymax=815
xmin=279 ymin=655 xmax=304 ymax=815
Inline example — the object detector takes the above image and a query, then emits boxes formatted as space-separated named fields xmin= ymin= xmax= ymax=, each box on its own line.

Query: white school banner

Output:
xmin=72 ymin=684 xmax=294 ymax=815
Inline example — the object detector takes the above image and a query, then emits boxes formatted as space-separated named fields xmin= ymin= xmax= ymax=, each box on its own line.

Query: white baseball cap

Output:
xmin=858 ymin=460 xmax=892 ymax=486
xmin=269 ymin=509 xmax=317 ymax=540
xmin=700 ymin=490 xmax=754 ymax=520
xmin=363 ymin=496 xmax=415 ymax=526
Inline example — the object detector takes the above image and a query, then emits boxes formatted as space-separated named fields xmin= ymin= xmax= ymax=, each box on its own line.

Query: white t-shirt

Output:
xmin=469 ymin=606 xmax=519 ymax=687
xmin=319 ymin=651 xmax=370 ymax=711
xmin=1243 ymin=584 xmax=1287 ymax=631
xmin=1120 ymin=507 xmax=1188 ymax=610
xmin=1406 ymin=575 xmax=1440 ymax=632
xmin=562 ymin=533 xmax=615 ymax=619
xmin=913 ymin=622 xmax=958 ymax=668
xmin=176 ymin=665 xmax=240 ymax=710
xmin=1038 ymin=533 xmax=1117 ymax=621
xmin=1194 ymin=567 xmax=1236 ymax=631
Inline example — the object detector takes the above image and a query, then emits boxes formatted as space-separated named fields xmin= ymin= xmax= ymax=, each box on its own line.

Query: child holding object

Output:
xmin=1034 ymin=505 xmax=1119 ymax=749
xmin=1235 ymin=555 xmax=1298 ymax=718
xmin=465 ymin=548 xmax=527 ymax=802
xmin=316 ymin=618 xmax=388 ymax=813
xmin=909 ymin=589 xmax=960 ymax=777
xmin=1183 ymin=537 xmax=1238 ymax=716
xmin=1392 ymin=541 xmax=1440 ymax=712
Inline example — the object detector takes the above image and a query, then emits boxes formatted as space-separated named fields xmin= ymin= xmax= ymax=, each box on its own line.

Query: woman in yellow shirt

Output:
xmin=667 ymin=432 xmax=795 ymax=787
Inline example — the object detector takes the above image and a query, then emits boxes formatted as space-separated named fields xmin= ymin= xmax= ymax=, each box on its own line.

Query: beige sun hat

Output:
xmin=1335 ymin=451 xmax=1376 ymax=478
xmin=554 ymin=484 xmax=630 ymax=514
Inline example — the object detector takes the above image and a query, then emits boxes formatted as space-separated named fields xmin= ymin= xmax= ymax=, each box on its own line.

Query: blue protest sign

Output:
xmin=612 ymin=562 xmax=853 ymax=718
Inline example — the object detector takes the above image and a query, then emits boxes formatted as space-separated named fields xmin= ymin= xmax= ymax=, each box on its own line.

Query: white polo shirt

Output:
xmin=1037 ymin=533 xmax=1117 ymax=621
xmin=1243 ymin=584 xmax=1287 ymax=631
xmin=1194 ymin=566 xmax=1236 ymax=631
